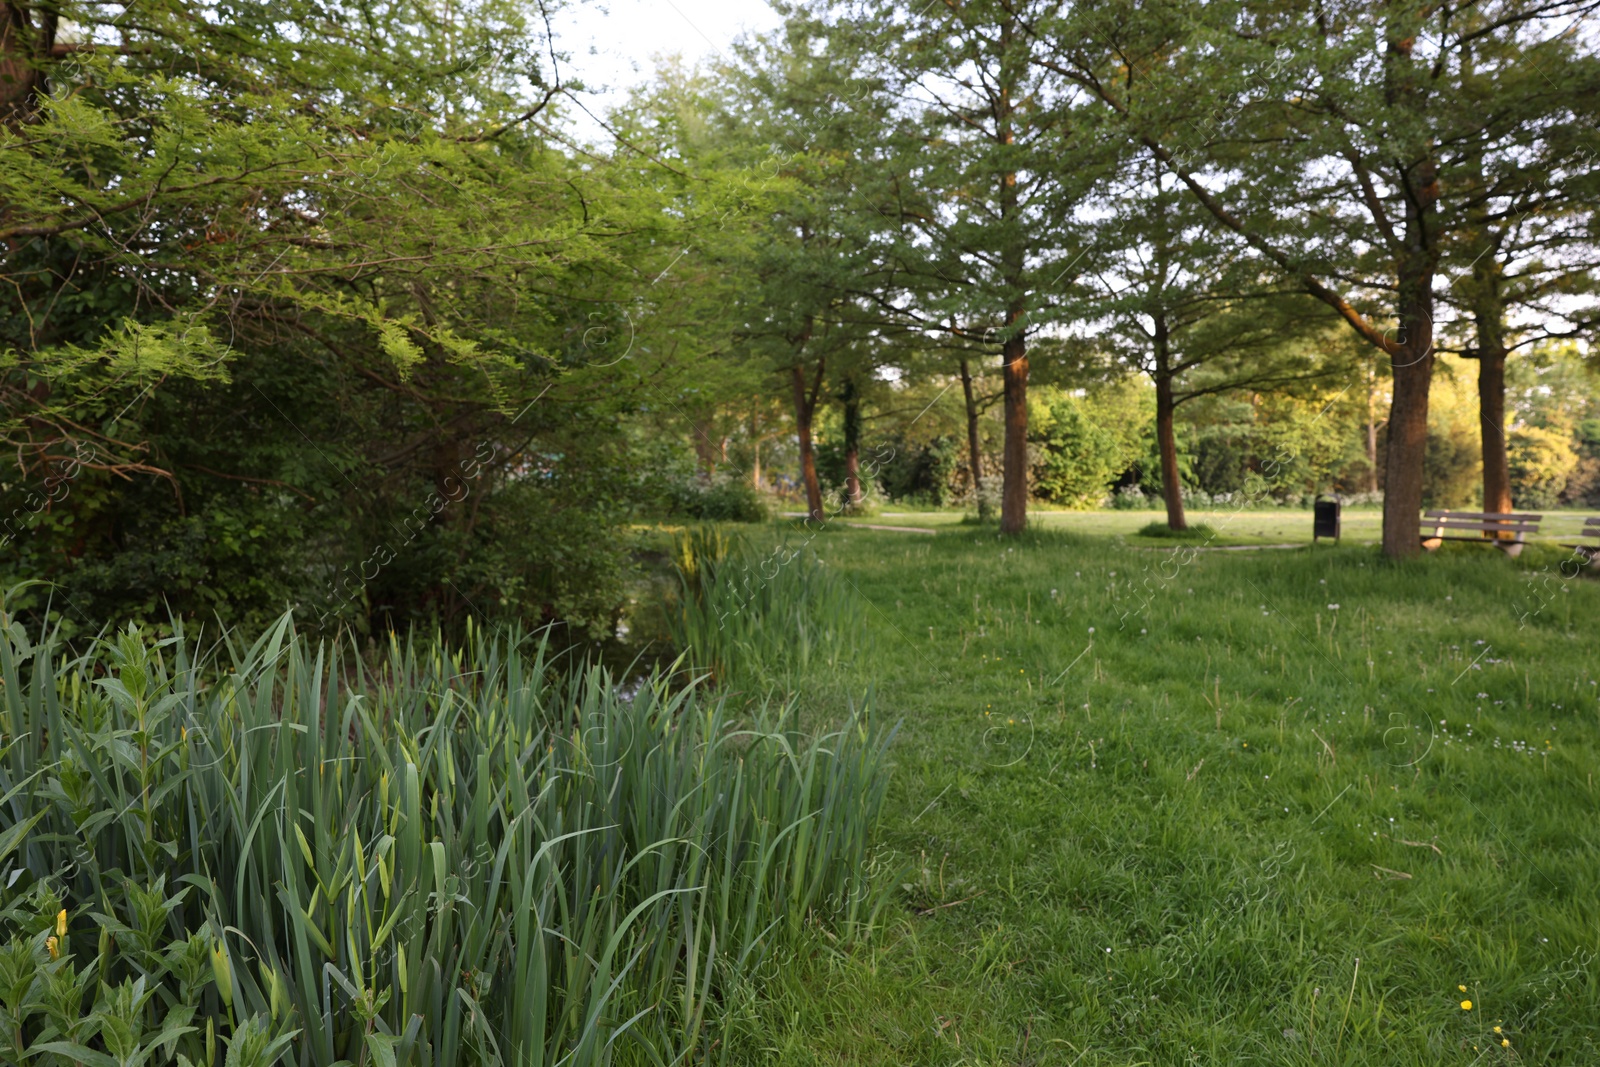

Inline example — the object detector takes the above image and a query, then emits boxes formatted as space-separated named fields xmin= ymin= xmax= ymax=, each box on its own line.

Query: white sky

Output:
xmin=550 ymin=0 xmax=784 ymax=138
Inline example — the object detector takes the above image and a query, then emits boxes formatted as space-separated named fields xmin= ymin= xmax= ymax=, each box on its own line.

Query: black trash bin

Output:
xmin=1313 ymin=494 xmax=1342 ymax=544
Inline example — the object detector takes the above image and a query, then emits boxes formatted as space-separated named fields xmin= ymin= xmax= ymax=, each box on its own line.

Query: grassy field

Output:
xmin=729 ymin=525 xmax=1600 ymax=1065
xmin=825 ymin=506 xmax=1600 ymax=548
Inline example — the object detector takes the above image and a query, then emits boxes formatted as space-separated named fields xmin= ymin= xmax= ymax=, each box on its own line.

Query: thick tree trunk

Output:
xmin=1382 ymin=349 xmax=1433 ymax=557
xmin=999 ymin=313 xmax=1029 ymax=534
xmin=1 ymin=4 xmax=57 ymax=128
xmin=790 ymin=364 xmax=824 ymax=522
xmin=995 ymin=21 xmax=1029 ymax=536
xmin=1470 ymin=232 xmax=1512 ymax=516
xmin=1476 ymin=343 xmax=1511 ymax=514
xmin=959 ymin=358 xmax=988 ymax=519
xmin=1153 ymin=358 xmax=1186 ymax=531
xmin=841 ymin=376 xmax=862 ymax=507
xmin=1377 ymin=23 xmax=1439 ymax=559
xmin=691 ymin=418 xmax=719 ymax=481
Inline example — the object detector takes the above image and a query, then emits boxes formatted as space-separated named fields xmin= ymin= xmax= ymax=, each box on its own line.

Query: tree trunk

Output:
xmin=1365 ymin=369 xmax=1381 ymax=494
xmin=1382 ymin=349 xmax=1432 ymax=558
xmin=1 ymin=4 xmax=57 ymax=128
xmin=692 ymin=417 xmax=719 ymax=481
xmin=790 ymin=363 xmax=824 ymax=522
xmin=1476 ymin=342 xmax=1511 ymax=514
xmin=959 ymin=357 xmax=988 ymax=519
xmin=750 ymin=409 xmax=762 ymax=490
xmin=1468 ymin=180 xmax=1512 ymax=515
xmin=999 ymin=315 xmax=1029 ymax=534
xmin=841 ymin=375 xmax=862 ymax=507
xmin=1153 ymin=321 xmax=1186 ymax=531
xmin=1378 ymin=26 xmax=1438 ymax=560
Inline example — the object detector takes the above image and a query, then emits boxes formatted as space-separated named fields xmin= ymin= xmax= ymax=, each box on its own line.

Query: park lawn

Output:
xmin=848 ymin=507 xmax=1600 ymax=548
xmin=730 ymin=526 xmax=1600 ymax=1065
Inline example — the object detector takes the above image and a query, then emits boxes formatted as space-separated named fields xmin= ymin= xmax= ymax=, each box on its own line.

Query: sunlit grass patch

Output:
xmin=732 ymin=527 xmax=1600 ymax=1065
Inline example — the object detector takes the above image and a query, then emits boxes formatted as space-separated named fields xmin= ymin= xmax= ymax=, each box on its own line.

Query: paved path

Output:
xmin=780 ymin=513 xmax=938 ymax=535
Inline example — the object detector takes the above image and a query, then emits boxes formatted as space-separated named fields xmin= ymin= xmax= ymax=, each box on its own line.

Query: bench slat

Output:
xmin=1426 ymin=523 xmax=1539 ymax=533
xmin=1423 ymin=509 xmax=1543 ymax=520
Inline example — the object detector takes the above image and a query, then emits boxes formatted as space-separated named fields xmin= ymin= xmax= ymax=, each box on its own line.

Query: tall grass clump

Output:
xmin=668 ymin=528 xmax=869 ymax=692
xmin=0 ymin=612 xmax=894 ymax=1066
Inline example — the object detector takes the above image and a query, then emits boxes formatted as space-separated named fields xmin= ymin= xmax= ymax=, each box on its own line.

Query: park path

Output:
xmin=780 ymin=513 xmax=937 ymax=535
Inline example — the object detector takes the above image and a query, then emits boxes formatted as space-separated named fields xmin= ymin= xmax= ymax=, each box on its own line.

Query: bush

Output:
xmin=1031 ymin=393 xmax=1126 ymax=507
xmin=863 ymin=435 xmax=961 ymax=506
xmin=1111 ymin=484 xmax=1157 ymax=510
xmin=665 ymin=474 xmax=770 ymax=522
xmin=1510 ymin=425 xmax=1581 ymax=509
xmin=0 ymin=613 xmax=892 ymax=1066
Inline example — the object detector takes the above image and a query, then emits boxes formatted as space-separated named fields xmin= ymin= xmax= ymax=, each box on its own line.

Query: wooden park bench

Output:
xmin=1559 ymin=516 xmax=1600 ymax=568
xmin=1420 ymin=509 xmax=1542 ymax=558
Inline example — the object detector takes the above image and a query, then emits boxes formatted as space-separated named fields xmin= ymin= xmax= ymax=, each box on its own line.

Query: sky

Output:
xmin=549 ymin=0 xmax=784 ymax=138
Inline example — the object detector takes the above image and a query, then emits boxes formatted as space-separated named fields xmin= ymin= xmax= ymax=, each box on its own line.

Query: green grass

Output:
xmin=844 ymin=506 xmax=1600 ymax=548
xmin=1136 ymin=521 xmax=1219 ymax=541
xmin=724 ymin=527 xmax=1600 ymax=1065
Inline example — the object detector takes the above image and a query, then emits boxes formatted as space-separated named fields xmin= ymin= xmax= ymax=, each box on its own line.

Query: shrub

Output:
xmin=665 ymin=475 xmax=770 ymax=522
xmin=0 ymin=612 xmax=892 ymax=1066
xmin=1510 ymin=425 xmax=1580 ymax=509
xmin=1030 ymin=393 xmax=1126 ymax=507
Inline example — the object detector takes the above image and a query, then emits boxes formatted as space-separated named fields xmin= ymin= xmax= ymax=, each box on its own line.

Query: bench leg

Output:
xmin=1498 ymin=540 xmax=1524 ymax=559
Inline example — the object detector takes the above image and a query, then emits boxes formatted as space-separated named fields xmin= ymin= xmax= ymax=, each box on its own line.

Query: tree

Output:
xmin=0 ymin=0 xmax=701 ymax=633
xmin=1089 ymin=154 xmax=1346 ymax=529
xmin=809 ymin=0 xmax=1101 ymax=533
xmin=1029 ymin=0 xmax=1599 ymax=556
xmin=1444 ymin=17 xmax=1600 ymax=514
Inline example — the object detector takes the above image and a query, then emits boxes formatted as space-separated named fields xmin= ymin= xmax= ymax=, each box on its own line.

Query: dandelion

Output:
xmin=1501 ymin=1039 xmax=1510 ymax=1047
xmin=1459 ymin=985 xmax=1467 ymax=992
xmin=1461 ymin=999 xmax=1473 ymax=1011
xmin=1493 ymin=1026 xmax=1501 ymax=1034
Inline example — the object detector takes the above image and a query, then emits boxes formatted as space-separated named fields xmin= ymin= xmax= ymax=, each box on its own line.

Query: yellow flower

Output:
xmin=1460 ymin=1000 xmax=1472 ymax=1011
xmin=46 ymin=935 xmax=59 ymax=960
xmin=1501 ymin=1039 xmax=1510 ymax=1048
xmin=1493 ymin=1026 xmax=1501 ymax=1034
xmin=55 ymin=909 xmax=67 ymax=937
xmin=1458 ymin=985 xmax=1467 ymax=992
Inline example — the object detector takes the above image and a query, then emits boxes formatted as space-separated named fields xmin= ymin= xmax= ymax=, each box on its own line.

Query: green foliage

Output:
xmin=1509 ymin=426 xmax=1581 ymax=509
xmin=1030 ymin=390 xmax=1135 ymax=507
xmin=872 ymin=435 xmax=962 ymax=507
xmin=0 ymin=611 xmax=893 ymax=1066
xmin=664 ymin=476 xmax=771 ymax=524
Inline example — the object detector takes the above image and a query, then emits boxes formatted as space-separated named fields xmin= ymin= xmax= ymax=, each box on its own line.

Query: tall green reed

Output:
xmin=668 ymin=529 xmax=870 ymax=694
xmin=0 ymin=611 xmax=894 ymax=1066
